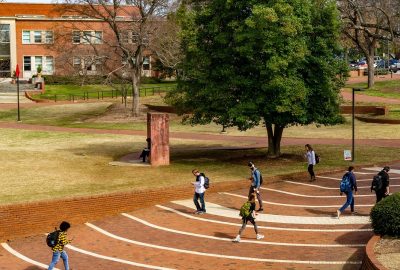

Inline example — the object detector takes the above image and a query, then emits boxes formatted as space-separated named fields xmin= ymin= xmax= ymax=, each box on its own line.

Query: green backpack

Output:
xmin=239 ymin=201 xmax=252 ymax=217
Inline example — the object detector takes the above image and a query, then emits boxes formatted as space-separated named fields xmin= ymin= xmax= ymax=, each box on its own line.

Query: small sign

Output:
xmin=344 ymin=150 xmax=352 ymax=161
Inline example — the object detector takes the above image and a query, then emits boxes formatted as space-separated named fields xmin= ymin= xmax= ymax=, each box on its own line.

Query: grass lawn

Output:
xmin=344 ymin=80 xmax=400 ymax=99
xmin=0 ymin=128 xmax=398 ymax=205
xmin=2 ymin=100 xmax=400 ymax=138
xmin=35 ymin=82 xmax=177 ymax=101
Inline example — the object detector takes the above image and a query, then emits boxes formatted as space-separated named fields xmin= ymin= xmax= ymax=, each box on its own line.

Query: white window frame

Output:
xmin=72 ymin=30 xmax=103 ymax=45
xmin=22 ymin=55 xmax=55 ymax=75
xmin=21 ymin=30 xmax=54 ymax=44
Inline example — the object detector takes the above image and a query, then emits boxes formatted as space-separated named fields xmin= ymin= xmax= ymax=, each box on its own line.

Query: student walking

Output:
xmin=48 ymin=221 xmax=72 ymax=270
xmin=192 ymin=169 xmax=206 ymax=214
xmin=232 ymin=192 xmax=264 ymax=242
xmin=371 ymin=166 xmax=390 ymax=203
xmin=305 ymin=144 xmax=316 ymax=181
xmin=337 ymin=166 xmax=358 ymax=219
xmin=248 ymin=162 xmax=263 ymax=212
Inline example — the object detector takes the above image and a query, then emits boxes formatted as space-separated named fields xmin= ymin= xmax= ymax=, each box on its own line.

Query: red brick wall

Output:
xmin=0 ymin=165 xmax=391 ymax=242
xmin=340 ymin=106 xmax=387 ymax=116
xmin=361 ymin=235 xmax=388 ymax=270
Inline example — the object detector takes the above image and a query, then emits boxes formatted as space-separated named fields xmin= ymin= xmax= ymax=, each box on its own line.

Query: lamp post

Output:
xmin=352 ymin=88 xmax=363 ymax=162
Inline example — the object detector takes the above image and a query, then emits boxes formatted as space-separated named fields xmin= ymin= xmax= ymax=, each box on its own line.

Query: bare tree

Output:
xmin=151 ymin=14 xmax=182 ymax=76
xmin=338 ymin=0 xmax=400 ymax=88
xmin=61 ymin=0 xmax=173 ymax=116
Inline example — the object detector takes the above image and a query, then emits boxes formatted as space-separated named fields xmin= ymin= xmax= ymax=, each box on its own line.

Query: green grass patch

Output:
xmin=0 ymin=127 xmax=398 ymax=205
xmin=344 ymin=80 xmax=400 ymax=99
xmin=35 ymin=82 xmax=177 ymax=101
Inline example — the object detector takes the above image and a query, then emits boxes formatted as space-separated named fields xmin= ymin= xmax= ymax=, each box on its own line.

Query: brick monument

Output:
xmin=147 ymin=112 xmax=170 ymax=166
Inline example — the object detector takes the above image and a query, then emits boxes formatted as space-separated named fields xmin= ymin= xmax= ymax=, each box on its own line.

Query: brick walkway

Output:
xmin=1 ymin=166 xmax=399 ymax=269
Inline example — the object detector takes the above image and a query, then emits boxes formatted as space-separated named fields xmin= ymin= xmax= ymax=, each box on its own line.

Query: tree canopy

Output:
xmin=167 ymin=0 xmax=347 ymax=156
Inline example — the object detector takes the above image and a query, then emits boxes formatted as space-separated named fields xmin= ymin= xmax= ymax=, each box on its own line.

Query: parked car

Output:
xmin=390 ymin=61 xmax=400 ymax=72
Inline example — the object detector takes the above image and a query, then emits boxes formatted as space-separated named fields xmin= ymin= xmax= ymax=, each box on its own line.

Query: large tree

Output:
xmin=167 ymin=0 xmax=347 ymax=157
xmin=338 ymin=0 xmax=400 ymax=88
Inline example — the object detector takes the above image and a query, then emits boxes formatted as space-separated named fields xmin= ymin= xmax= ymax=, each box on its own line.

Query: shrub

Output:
xmin=370 ymin=192 xmax=400 ymax=236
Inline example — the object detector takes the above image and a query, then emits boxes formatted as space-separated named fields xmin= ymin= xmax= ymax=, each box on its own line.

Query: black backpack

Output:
xmin=46 ymin=229 xmax=60 ymax=248
xmin=200 ymin=173 xmax=210 ymax=189
xmin=257 ymin=170 xmax=263 ymax=186
xmin=371 ymin=174 xmax=383 ymax=191
xmin=315 ymin=153 xmax=320 ymax=164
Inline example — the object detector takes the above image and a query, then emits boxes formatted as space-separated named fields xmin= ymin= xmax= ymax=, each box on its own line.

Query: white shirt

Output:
xmin=306 ymin=150 xmax=316 ymax=165
xmin=193 ymin=175 xmax=205 ymax=194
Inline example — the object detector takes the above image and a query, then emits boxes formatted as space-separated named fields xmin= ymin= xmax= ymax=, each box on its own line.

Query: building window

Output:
xmin=0 ymin=24 xmax=10 ymax=43
xmin=73 ymin=57 xmax=81 ymax=66
xmin=82 ymin=31 xmax=91 ymax=44
xmin=72 ymin=31 xmax=80 ymax=44
xmin=93 ymin=31 xmax=102 ymax=44
xmin=34 ymin=31 xmax=42 ymax=43
xmin=35 ymin=56 xmax=43 ymax=72
xmin=45 ymin=31 xmax=53 ymax=43
xmin=22 ymin=31 xmax=30 ymax=44
xmin=143 ymin=57 xmax=150 ymax=70
xmin=23 ymin=56 xmax=31 ymax=71
xmin=23 ymin=56 xmax=54 ymax=74
xmin=22 ymin=30 xmax=53 ymax=44
xmin=72 ymin=30 xmax=103 ymax=44
xmin=45 ymin=56 xmax=54 ymax=73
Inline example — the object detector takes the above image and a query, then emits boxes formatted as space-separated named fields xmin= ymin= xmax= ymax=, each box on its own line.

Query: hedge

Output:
xmin=370 ymin=192 xmax=400 ymax=236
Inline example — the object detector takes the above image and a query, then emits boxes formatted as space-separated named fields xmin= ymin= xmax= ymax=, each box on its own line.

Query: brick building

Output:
xmin=0 ymin=3 xmax=156 ymax=79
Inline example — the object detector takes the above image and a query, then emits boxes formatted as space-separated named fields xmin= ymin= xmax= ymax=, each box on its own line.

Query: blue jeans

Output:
xmin=193 ymin=192 xmax=206 ymax=212
xmin=339 ymin=190 xmax=354 ymax=213
xmin=48 ymin=250 xmax=69 ymax=270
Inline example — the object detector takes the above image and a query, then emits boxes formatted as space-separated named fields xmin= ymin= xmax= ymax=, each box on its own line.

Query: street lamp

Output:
xmin=351 ymin=88 xmax=363 ymax=162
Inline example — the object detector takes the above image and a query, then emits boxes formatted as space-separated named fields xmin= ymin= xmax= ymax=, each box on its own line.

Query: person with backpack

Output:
xmin=371 ymin=166 xmax=390 ymax=203
xmin=336 ymin=166 xmax=357 ymax=219
xmin=139 ymin=138 xmax=151 ymax=162
xmin=232 ymin=191 xmax=264 ymax=242
xmin=304 ymin=144 xmax=317 ymax=181
xmin=47 ymin=221 xmax=73 ymax=270
xmin=248 ymin=162 xmax=263 ymax=212
xmin=192 ymin=169 xmax=206 ymax=214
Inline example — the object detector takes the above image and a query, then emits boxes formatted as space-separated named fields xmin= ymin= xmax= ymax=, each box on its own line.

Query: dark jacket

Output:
xmin=377 ymin=170 xmax=390 ymax=191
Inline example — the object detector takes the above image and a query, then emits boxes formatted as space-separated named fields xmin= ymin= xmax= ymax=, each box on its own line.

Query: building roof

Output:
xmin=0 ymin=3 xmax=139 ymax=20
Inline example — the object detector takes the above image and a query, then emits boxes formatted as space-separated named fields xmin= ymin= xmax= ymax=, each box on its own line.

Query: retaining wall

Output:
xmin=361 ymin=235 xmax=388 ymax=270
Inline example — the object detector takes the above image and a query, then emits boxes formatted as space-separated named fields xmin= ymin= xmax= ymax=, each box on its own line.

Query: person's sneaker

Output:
xmin=351 ymin=211 xmax=358 ymax=215
xmin=232 ymin=235 xmax=241 ymax=243
xmin=194 ymin=210 xmax=200 ymax=214
xmin=256 ymin=234 xmax=264 ymax=240
xmin=256 ymin=208 xmax=263 ymax=212
xmin=197 ymin=211 xmax=205 ymax=215
xmin=336 ymin=210 xmax=341 ymax=219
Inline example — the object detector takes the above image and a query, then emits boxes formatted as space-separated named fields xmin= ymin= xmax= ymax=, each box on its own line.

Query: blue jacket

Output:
xmin=251 ymin=169 xmax=261 ymax=188
xmin=345 ymin=172 xmax=357 ymax=192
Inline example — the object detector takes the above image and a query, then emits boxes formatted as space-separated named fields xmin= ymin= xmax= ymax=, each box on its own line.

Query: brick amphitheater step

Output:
xmin=2 ymin=166 xmax=398 ymax=270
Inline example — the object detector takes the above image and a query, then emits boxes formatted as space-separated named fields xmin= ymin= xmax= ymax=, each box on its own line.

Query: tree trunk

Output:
xmin=131 ymin=72 xmax=140 ymax=116
xmin=266 ymin=123 xmax=284 ymax=157
xmin=367 ymin=51 xmax=375 ymax=88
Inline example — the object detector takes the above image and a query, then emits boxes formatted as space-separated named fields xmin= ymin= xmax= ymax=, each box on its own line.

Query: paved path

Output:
xmin=1 ymin=166 xmax=399 ymax=269
xmin=341 ymin=90 xmax=400 ymax=104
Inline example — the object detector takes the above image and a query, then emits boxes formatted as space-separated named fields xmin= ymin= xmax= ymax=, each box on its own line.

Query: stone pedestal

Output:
xmin=147 ymin=113 xmax=170 ymax=166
